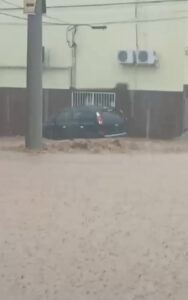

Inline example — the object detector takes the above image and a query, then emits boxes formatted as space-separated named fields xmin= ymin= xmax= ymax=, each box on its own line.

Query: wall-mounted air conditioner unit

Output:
xmin=117 ymin=50 xmax=135 ymax=64
xmin=136 ymin=50 xmax=158 ymax=66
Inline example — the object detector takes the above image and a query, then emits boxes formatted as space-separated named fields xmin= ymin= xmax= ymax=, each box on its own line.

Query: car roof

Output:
xmin=66 ymin=106 xmax=116 ymax=113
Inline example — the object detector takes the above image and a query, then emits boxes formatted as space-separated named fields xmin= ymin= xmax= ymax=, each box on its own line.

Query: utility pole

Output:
xmin=25 ymin=0 xmax=43 ymax=149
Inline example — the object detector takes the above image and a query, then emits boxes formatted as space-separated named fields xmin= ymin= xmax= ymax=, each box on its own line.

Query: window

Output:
xmin=101 ymin=111 xmax=122 ymax=124
xmin=73 ymin=110 xmax=95 ymax=122
xmin=56 ymin=110 xmax=71 ymax=124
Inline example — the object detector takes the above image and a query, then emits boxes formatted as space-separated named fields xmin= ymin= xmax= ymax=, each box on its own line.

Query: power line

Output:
xmin=44 ymin=14 xmax=70 ymax=24
xmin=0 ymin=0 xmax=20 ymax=8
xmin=0 ymin=9 xmax=71 ymax=25
xmin=0 ymin=0 xmax=188 ymax=11
xmin=1 ymin=10 xmax=188 ymax=26
xmin=43 ymin=0 xmax=188 ymax=9
xmin=0 ymin=11 xmax=26 ymax=20
xmin=44 ymin=14 xmax=188 ymax=26
xmin=0 ymin=0 xmax=188 ymax=26
xmin=0 ymin=10 xmax=68 ymax=24
xmin=0 ymin=7 xmax=20 ymax=10
xmin=0 ymin=1 xmax=70 ymax=24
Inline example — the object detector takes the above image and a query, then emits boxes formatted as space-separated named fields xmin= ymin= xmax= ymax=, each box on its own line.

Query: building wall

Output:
xmin=76 ymin=20 xmax=184 ymax=91
xmin=0 ymin=0 xmax=187 ymax=138
xmin=0 ymin=1 xmax=186 ymax=91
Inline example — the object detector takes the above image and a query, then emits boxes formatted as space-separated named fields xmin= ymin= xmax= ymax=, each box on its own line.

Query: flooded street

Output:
xmin=1 ymin=138 xmax=188 ymax=300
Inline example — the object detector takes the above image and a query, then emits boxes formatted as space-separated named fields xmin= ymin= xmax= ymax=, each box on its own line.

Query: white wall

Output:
xmin=0 ymin=0 xmax=186 ymax=91
xmin=76 ymin=20 xmax=184 ymax=91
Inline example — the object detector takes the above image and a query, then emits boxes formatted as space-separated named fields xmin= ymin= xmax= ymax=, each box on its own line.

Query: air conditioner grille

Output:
xmin=118 ymin=51 xmax=128 ymax=62
xmin=138 ymin=51 xmax=148 ymax=62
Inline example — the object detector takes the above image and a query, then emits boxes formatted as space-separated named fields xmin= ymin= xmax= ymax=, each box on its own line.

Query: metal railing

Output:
xmin=72 ymin=91 xmax=116 ymax=108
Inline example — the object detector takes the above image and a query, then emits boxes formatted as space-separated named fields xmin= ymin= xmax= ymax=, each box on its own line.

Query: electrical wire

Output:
xmin=0 ymin=11 xmax=65 ymax=24
xmin=0 ymin=0 xmax=70 ymax=24
xmin=44 ymin=15 xmax=188 ymax=26
xmin=0 ymin=0 xmax=188 ymax=26
xmin=0 ymin=10 xmax=71 ymax=25
xmin=66 ymin=25 xmax=77 ymax=48
xmin=0 ymin=0 xmax=20 ymax=8
xmin=1 ymin=0 xmax=188 ymax=11
xmin=1 ymin=11 xmax=188 ymax=26
xmin=42 ymin=0 xmax=188 ymax=9
xmin=0 ymin=7 xmax=20 ymax=10
xmin=44 ymin=14 xmax=70 ymax=25
xmin=0 ymin=11 xmax=26 ymax=20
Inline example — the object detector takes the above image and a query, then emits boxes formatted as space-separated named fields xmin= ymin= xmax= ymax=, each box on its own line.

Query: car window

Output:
xmin=101 ymin=111 xmax=123 ymax=124
xmin=73 ymin=110 xmax=95 ymax=122
xmin=56 ymin=110 xmax=71 ymax=124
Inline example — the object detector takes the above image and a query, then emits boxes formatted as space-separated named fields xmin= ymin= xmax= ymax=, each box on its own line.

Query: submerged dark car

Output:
xmin=43 ymin=106 xmax=127 ymax=140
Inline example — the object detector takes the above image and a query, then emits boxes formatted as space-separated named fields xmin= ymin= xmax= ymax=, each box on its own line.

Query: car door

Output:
xmin=71 ymin=109 xmax=97 ymax=138
xmin=55 ymin=109 xmax=72 ymax=139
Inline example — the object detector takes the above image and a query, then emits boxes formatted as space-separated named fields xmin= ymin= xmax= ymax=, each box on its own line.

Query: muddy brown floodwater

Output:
xmin=1 ymin=137 xmax=188 ymax=300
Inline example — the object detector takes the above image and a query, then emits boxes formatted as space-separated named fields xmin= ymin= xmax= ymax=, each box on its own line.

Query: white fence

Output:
xmin=72 ymin=91 xmax=116 ymax=108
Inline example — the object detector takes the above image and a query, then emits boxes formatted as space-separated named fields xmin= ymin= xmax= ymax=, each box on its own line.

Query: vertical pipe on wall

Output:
xmin=132 ymin=3 xmax=139 ymax=119
xmin=135 ymin=4 xmax=139 ymax=50
xmin=67 ymin=25 xmax=77 ymax=89
xmin=71 ymin=44 xmax=77 ymax=88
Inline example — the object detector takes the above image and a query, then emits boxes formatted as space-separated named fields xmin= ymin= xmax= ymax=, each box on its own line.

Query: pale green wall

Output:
xmin=0 ymin=0 xmax=187 ymax=91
